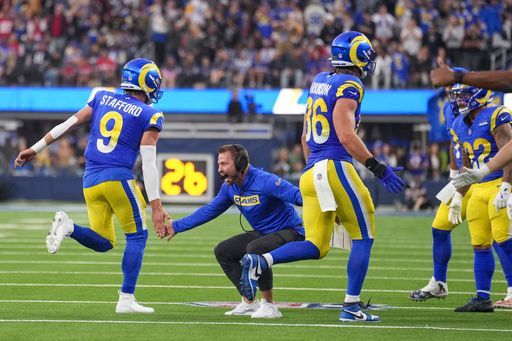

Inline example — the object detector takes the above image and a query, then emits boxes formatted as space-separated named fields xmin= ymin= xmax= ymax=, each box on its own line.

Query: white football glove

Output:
xmin=452 ymin=165 xmax=491 ymax=189
xmin=494 ymin=182 xmax=511 ymax=211
xmin=448 ymin=192 xmax=463 ymax=225
xmin=449 ymin=169 xmax=459 ymax=179
xmin=507 ymin=195 xmax=512 ymax=219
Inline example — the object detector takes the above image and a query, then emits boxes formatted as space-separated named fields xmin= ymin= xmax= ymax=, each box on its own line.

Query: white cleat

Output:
xmin=494 ymin=287 xmax=512 ymax=309
xmin=116 ymin=291 xmax=154 ymax=314
xmin=409 ymin=276 xmax=448 ymax=301
xmin=251 ymin=299 xmax=282 ymax=319
xmin=224 ymin=298 xmax=260 ymax=316
xmin=46 ymin=211 xmax=74 ymax=254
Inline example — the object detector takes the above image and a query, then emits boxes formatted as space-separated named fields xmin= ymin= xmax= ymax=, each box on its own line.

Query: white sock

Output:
xmin=344 ymin=294 xmax=360 ymax=304
xmin=262 ymin=253 xmax=274 ymax=267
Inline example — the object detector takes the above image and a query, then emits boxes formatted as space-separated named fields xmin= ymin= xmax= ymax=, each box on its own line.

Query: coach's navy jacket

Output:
xmin=173 ymin=166 xmax=304 ymax=235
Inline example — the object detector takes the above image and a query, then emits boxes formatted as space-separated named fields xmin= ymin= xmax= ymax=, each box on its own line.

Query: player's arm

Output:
xmin=491 ymin=123 xmax=512 ymax=210
xmin=332 ymin=98 xmax=405 ymax=193
xmin=431 ymin=57 xmax=512 ymax=91
xmin=456 ymin=150 xmax=471 ymax=196
xmin=140 ymin=128 xmax=171 ymax=239
xmin=301 ymin=116 xmax=310 ymax=162
xmin=448 ymin=142 xmax=458 ymax=178
xmin=14 ymin=106 xmax=92 ymax=167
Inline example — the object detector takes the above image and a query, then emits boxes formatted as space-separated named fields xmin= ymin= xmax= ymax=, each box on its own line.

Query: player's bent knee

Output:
xmin=94 ymin=240 xmax=113 ymax=252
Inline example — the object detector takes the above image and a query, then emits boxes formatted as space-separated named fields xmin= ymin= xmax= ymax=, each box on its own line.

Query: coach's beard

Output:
xmin=220 ymin=172 xmax=239 ymax=184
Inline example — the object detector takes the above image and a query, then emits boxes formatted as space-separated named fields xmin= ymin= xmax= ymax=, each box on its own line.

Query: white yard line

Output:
xmin=0 ymin=270 xmax=500 ymax=284
xmin=0 ymin=282 xmax=478 ymax=295
xmin=0 ymin=318 xmax=510 ymax=333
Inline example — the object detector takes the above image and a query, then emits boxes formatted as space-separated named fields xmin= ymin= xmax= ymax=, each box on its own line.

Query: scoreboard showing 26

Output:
xmin=157 ymin=153 xmax=215 ymax=203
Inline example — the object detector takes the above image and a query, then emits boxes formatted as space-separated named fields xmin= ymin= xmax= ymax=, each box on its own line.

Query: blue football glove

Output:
xmin=365 ymin=157 xmax=406 ymax=193
xmin=379 ymin=166 xmax=406 ymax=193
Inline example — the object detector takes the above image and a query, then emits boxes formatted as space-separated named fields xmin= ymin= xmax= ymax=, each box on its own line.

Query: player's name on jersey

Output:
xmin=310 ymin=82 xmax=332 ymax=96
xmin=99 ymin=94 xmax=143 ymax=117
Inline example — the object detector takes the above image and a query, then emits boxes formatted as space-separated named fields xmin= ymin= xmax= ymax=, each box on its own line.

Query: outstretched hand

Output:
xmin=14 ymin=148 xmax=36 ymax=168
xmin=151 ymin=203 xmax=172 ymax=240
xmin=378 ymin=166 xmax=406 ymax=193
xmin=430 ymin=57 xmax=455 ymax=87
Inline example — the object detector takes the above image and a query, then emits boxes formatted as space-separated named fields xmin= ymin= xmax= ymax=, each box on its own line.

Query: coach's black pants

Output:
xmin=214 ymin=229 xmax=304 ymax=295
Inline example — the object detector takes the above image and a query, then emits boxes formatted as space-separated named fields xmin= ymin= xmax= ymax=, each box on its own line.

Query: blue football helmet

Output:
xmin=330 ymin=31 xmax=376 ymax=78
xmin=450 ymin=82 xmax=493 ymax=117
xmin=447 ymin=67 xmax=468 ymax=116
xmin=121 ymin=58 xmax=163 ymax=104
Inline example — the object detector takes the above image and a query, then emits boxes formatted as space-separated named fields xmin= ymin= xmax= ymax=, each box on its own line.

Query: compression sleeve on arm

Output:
xmin=140 ymin=145 xmax=160 ymax=202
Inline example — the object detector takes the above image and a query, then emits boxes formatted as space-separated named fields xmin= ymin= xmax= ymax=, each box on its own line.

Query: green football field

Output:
xmin=1 ymin=209 xmax=511 ymax=340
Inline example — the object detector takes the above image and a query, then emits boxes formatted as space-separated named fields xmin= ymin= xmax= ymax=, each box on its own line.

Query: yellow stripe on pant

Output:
xmin=83 ymin=180 xmax=147 ymax=246
xmin=466 ymin=178 xmax=511 ymax=247
xmin=300 ymin=160 xmax=375 ymax=258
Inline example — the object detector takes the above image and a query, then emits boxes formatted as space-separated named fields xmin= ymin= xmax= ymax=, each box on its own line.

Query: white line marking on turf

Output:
xmin=0 ymin=319 xmax=511 ymax=333
xmin=0 ymin=259 xmax=478 ymax=272
xmin=0 ymin=270 xmax=502 ymax=284
xmin=1 ymin=300 xmax=512 ymax=314
xmin=0 ymin=282 xmax=477 ymax=295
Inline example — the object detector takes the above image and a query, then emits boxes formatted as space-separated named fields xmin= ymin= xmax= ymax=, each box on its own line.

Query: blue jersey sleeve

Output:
xmin=144 ymin=111 xmax=164 ymax=131
xmin=87 ymin=90 xmax=104 ymax=109
xmin=263 ymin=173 xmax=303 ymax=206
xmin=334 ymin=77 xmax=364 ymax=104
xmin=173 ymin=184 xmax=232 ymax=233
xmin=490 ymin=106 xmax=512 ymax=131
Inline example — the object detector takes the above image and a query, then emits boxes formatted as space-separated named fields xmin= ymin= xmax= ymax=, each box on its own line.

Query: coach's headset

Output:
xmin=232 ymin=144 xmax=249 ymax=174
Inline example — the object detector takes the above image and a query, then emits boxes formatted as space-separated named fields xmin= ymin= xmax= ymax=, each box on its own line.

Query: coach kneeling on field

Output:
xmin=157 ymin=144 xmax=304 ymax=318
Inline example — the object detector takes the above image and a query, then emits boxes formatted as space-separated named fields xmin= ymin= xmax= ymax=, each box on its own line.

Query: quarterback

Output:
xmin=14 ymin=58 xmax=171 ymax=313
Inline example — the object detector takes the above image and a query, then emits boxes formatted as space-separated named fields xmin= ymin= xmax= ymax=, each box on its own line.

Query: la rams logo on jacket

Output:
xmin=234 ymin=195 xmax=261 ymax=206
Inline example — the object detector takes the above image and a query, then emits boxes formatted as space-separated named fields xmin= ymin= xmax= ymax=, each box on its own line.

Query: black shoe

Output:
xmin=454 ymin=296 xmax=494 ymax=312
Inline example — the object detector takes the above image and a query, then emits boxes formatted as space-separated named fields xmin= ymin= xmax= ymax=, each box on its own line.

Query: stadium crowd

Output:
xmin=0 ymin=0 xmax=511 ymax=89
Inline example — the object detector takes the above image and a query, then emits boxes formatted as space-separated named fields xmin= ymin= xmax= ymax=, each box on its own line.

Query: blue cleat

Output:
xmin=240 ymin=254 xmax=268 ymax=301
xmin=339 ymin=303 xmax=381 ymax=322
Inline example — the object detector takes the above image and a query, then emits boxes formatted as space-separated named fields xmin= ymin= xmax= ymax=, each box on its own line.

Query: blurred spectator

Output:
xmin=428 ymin=143 xmax=441 ymax=181
xmin=405 ymin=180 xmax=432 ymax=211
xmin=442 ymin=15 xmax=465 ymax=66
xmin=372 ymin=44 xmax=392 ymax=89
xmin=227 ymin=88 xmax=244 ymax=123
xmin=406 ymin=142 xmax=429 ymax=182
xmin=272 ymin=146 xmax=290 ymax=177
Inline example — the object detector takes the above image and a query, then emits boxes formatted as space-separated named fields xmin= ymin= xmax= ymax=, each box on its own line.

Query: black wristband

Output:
xmin=454 ymin=70 xmax=465 ymax=84
xmin=365 ymin=157 xmax=386 ymax=179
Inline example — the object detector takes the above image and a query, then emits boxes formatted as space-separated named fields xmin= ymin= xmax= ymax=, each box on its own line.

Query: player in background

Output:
xmin=158 ymin=144 xmax=304 ymax=318
xmin=410 ymin=78 xmax=512 ymax=308
xmin=14 ymin=58 xmax=171 ymax=314
xmin=447 ymin=82 xmax=512 ymax=312
xmin=239 ymin=31 xmax=406 ymax=322
xmin=431 ymin=58 xmax=512 ymax=92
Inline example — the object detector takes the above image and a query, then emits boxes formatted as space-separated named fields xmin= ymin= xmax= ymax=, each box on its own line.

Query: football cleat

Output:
xmin=251 ymin=299 xmax=282 ymax=319
xmin=116 ymin=291 xmax=154 ymax=314
xmin=224 ymin=299 xmax=260 ymax=316
xmin=454 ymin=295 xmax=494 ymax=312
xmin=46 ymin=211 xmax=74 ymax=254
xmin=339 ymin=302 xmax=381 ymax=322
xmin=240 ymin=254 xmax=268 ymax=301
xmin=409 ymin=277 xmax=448 ymax=301
xmin=494 ymin=288 xmax=512 ymax=309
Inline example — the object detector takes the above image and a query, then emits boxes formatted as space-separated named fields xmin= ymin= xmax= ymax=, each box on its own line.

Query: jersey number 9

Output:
xmin=97 ymin=111 xmax=123 ymax=154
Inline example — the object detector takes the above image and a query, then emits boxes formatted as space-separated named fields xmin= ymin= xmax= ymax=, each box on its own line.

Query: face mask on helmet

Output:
xmin=449 ymin=83 xmax=493 ymax=117
xmin=447 ymin=67 xmax=468 ymax=116
xmin=121 ymin=58 xmax=164 ymax=104
xmin=330 ymin=31 xmax=376 ymax=78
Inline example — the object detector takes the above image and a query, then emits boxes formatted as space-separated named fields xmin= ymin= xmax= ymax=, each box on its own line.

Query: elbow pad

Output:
xmin=140 ymin=145 xmax=160 ymax=202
